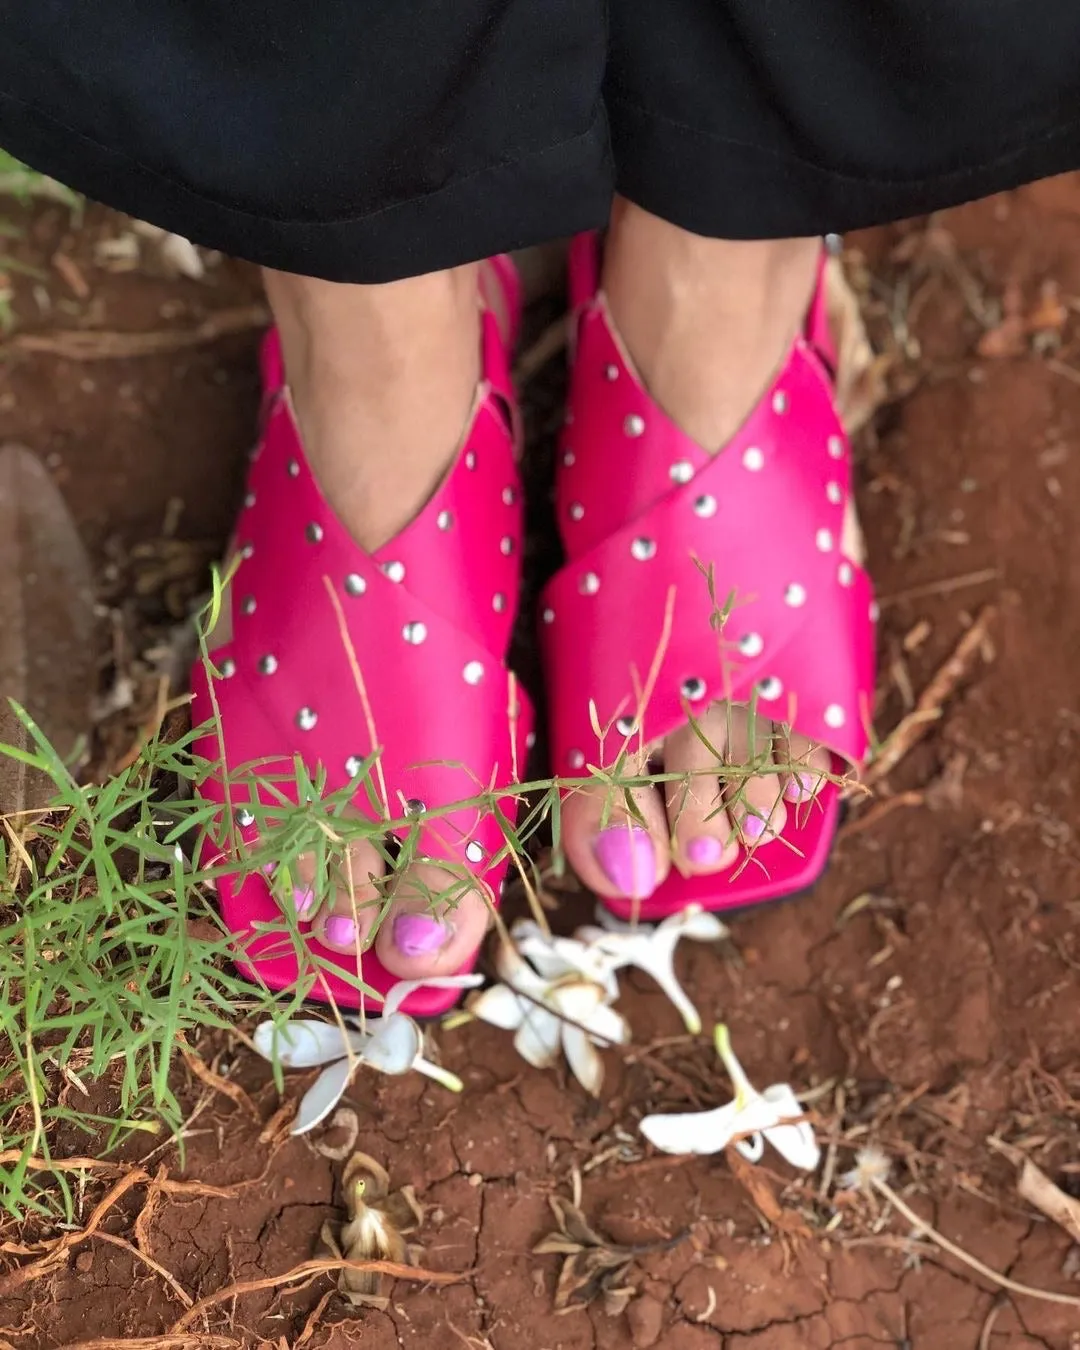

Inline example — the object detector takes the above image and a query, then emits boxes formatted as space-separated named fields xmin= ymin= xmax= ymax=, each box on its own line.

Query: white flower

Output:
xmin=639 ymin=1024 xmax=820 ymax=1170
xmin=573 ymin=904 xmax=728 ymax=1034
xmin=253 ymin=974 xmax=482 ymax=1135
xmin=468 ymin=935 xmax=628 ymax=1096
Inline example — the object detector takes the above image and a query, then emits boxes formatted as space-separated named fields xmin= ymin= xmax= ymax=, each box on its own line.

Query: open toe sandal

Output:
xmin=191 ymin=255 xmax=533 ymax=1014
xmin=541 ymin=235 xmax=876 ymax=921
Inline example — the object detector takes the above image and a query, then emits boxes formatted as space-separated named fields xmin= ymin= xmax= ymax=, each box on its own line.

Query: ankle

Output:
xmin=602 ymin=199 xmax=819 ymax=449
xmin=262 ymin=265 xmax=482 ymax=551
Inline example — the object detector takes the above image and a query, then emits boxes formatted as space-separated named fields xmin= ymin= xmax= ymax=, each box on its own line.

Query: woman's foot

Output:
xmin=558 ymin=202 xmax=868 ymax=903
xmin=206 ymin=261 xmax=521 ymax=990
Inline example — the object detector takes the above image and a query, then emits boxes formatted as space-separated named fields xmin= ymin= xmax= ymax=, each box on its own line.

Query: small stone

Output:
xmin=626 ymin=1294 xmax=663 ymax=1348
xmin=75 ymin=1250 xmax=94 ymax=1273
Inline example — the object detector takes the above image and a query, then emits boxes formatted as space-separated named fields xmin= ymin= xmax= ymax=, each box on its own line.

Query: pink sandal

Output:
xmin=541 ymin=236 xmax=876 ymax=921
xmin=191 ymin=256 xmax=533 ymax=1016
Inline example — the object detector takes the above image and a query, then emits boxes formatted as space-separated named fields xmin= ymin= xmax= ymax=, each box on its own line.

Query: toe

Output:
xmin=562 ymin=752 xmax=672 ymax=901
xmin=375 ymin=859 xmax=491 ymax=979
xmin=777 ymin=730 xmax=832 ymax=806
xmin=661 ymin=712 xmax=740 ymax=876
xmin=722 ymin=706 xmax=787 ymax=846
xmin=298 ymin=835 xmax=387 ymax=953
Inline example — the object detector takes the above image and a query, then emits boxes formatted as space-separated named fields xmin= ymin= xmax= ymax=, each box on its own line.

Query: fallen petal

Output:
xmin=734 ymin=1132 xmax=766 ymax=1163
xmin=292 ymin=1058 xmax=353 ymax=1135
xmin=661 ymin=904 xmax=728 ymax=943
xmin=640 ymin=1101 xmax=742 ymax=1155
xmin=363 ymin=1013 xmax=423 ymax=1074
xmin=584 ymin=1003 xmax=630 ymax=1048
xmin=513 ymin=1007 xmax=563 ymax=1068
xmin=381 ymin=972 xmax=484 ymax=1021
xmin=469 ymin=982 xmax=527 ymax=1031
xmin=760 ymin=1084 xmax=820 ymax=1171
xmin=493 ymin=937 xmax=549 ymax=998
xmin=562 ymin=1023 xmax=604 ymax=1096
xmin=253 ymin=1018 xmax=366 ymax=1068
xmin=512 ymin=920 xmax=578 ymax=980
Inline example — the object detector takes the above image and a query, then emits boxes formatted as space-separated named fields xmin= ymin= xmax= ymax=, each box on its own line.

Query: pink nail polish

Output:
xmin=741 ymin=814 xmax=767 ymax=842
xmin=324 ymin=915 xmax=357 ymax=947
xmin=784 ymin=772 xmax=815 ymax=803
xmin=687 ymin=835 xmax=723 ymax=866
xmin=293 ymin=886 xmax=317 ymax=919
xmin=594 ymin=826 xmax=657 ymax=899
xmin=393 ymin=912 xmax=450 ymax=957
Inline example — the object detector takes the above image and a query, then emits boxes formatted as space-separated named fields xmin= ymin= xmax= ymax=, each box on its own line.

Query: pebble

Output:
xmin=626 ymin=1293 xmax=663 ymax=1347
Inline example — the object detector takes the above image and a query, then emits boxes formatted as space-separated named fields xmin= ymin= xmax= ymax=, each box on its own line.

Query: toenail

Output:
xmin=594 ymin=826 xmax=657 ymax=899
xmin=784 ymin=772 xmax=816 ymax=803
xmin=293 ymin=886 xmax=317 ymax=919
xmin=324 ymin=915 xmax=357 ymax=946
xmin=740 ymin=814 xmax=767 ymax=842
xmin=686 ymin=836 xmax=723 ymax=866
xmin=393 ymin=912 xmax=451 ymax=957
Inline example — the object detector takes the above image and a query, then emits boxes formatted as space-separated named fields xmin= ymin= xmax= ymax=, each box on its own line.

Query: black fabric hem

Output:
xmin=0 ymin=94 xmax=614 ymax=282
xmin=608 ymin=93 xmax=1080 ymax=238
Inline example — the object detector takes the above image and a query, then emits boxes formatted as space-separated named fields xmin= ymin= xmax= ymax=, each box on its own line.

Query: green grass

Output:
xmin=0 ymin=150 xmax=80 ymax=209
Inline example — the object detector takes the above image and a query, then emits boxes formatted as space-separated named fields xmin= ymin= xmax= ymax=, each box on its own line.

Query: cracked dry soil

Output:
xmin=2 ymin=178 xmax=1080 ymax=1349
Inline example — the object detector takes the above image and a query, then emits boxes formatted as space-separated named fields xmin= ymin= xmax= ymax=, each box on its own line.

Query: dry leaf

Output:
xmin=1018 ymin=1159 xmax=1080 ymax=1244
xmin=825 ymin=256 xmax=888 ymax=436
xmin=725 ymin=1146 xmax=810 ymax=1237
xmin=534 ymin=1193 xmax=686 ymax=1314
xmin=0 ymin=444 xmax=96 ymax=814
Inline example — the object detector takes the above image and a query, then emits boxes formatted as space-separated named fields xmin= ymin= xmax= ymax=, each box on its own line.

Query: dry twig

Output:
xmin=861 ymin=606 xmax=995 ymax=790
xmin=5 ymin=305 xmax=269 ymax=360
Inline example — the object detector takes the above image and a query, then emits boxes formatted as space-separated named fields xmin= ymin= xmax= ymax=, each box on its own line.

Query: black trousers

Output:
xmin=3 ymin=1 xmax=1080 ymax=283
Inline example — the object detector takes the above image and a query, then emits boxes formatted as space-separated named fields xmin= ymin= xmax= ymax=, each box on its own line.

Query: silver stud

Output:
xmin=681 ymin=676 xmax=706 ymax=701
xmin=757 ymin=676 xmax=783 ymax=701
xmin=500 ymin=536 xmax=514 ymax=556
xmin=568 ymin=749 xmax=585 ymax=770
xmin=869 ymin=600 xmax=880 ymax=622
xmin=502 ymin=486 xmax=516 ymax=506
xmin=743 ymin=447 xmax=766 ymax=473
xmin=258 ymin=653 xmax=278 ymax=675
xmin=563 ymin=449 xmax=576 ymax=468
xmin=826 ymin=481 xmax=843 ymax=505
xmin=838 ymin=561 xmax=854 ymax=587
xmin=493 ymin=592 xmax=506 ymax=613
xmin=437 ymin=509 xmax=453 ymax=531
xmin=824 ymin=703 xmax=846 ymax=729
xmin=405 ymin=798 xmax=426 ymax=816
xmin=542 ymin=607 xmax=555 ymax=624
xmin=631 ymin=537 xmax=657 ymax=561
xmin=816 ymin=528 xmax=834 ymax=552
xmin=526 ymin=730 xmax=537 ymax=749
xmin=738 ymin=632 xmax=764 ymax=658
xmin=244 ymin=490 xmax=256 ymax=509
xmin=784 ymin=583 xmax=807 ymax=608
xmin=465 ymin=451 xmax=477 ymax=470
xmin=296 ymin=706 xmax=317 ymax=730
xmin=828 ymin=435 xmax=844 ymax=459
xmin=616 ymin=716 xmax=637 ymax=736
xmin=402 ymin=621 xmax=427 ymax=645
xmin=569 ymin=503 xmax=585 ymax=522
xmin=235 ymin=806 xmax=255 ymax=828
xmin=287 ymin=458 xmax=300 ymax=478
xmin=241 ymin=595 xmax=256 ymax=616
xmin=240 ymin=542 xmax=254 ymax=560
xmin=604 ymin=364 xmax=619 ymax=381
xmin=463 ymin=660 xmax=484 ymax=685
xmin=306 ymin=522 xmax=323 ymax=544
xmin=344 ymin=573 xmax=366 ymax=596
xmin=345 ymin=755 xmax=363 ymax=778
xmin=772 ymin=391 xmax=788 ymax=415
xmin=670 ymin=460 xmax=694 ymax=484
xmin=580 ymin=572 xmax=600 ymax=595
xmin=693 ymin=494 xmax=718 ymax=518
xmin=382 ymin=560 xmax=405 ymax=583
xmin=465 ymin=840 xmax=484 ymax=864
xmin=624 ymin=414 xmax=646 ymax=438
xmin=218 ymin=658 xmax=236 ymax=679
